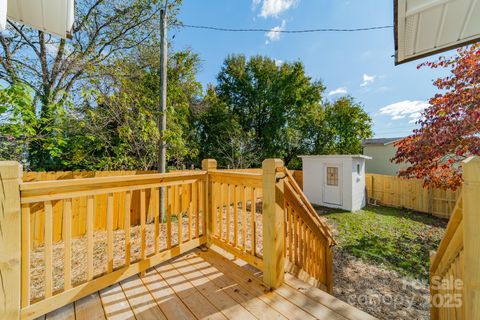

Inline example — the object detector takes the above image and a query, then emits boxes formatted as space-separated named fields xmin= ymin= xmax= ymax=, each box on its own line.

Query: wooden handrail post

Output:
xmin=0 ymin=161 xmax=23 ymax=320
xmin=262 ymin=158 xmax=285 ymax=289
xmin=202 ymin=159 xmax=217 ymax=246
xmin=463 ymin=156 xmax=480 ymax=319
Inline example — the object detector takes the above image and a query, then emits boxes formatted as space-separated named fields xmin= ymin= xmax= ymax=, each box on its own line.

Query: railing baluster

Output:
xmin=177 ymin=185 xmax=183 ymax=245
xmin=154 ymin=187 xmax=160 ymax=254
xmin=193 ymin=181 xmax=201 ymax=238
xmin=294 ymin=210 xmax=299 ymax=266
xmin=167 ymin=186 xmax=172 ymax=249
xmin=124 ymin=191 xmax=131 ymax=266
xmin=233 ymin=184 xmax=238 ymax=247
xmin=63 ymin=198 xmax=72 ymax=290
xmin=250 ymin=188 xmax=256 ymax=255
xmin=226 ymin=184 xmax=231 ymax=244
xmin=140 ymin=189 xmax=146 ymax=260
xmin=188 ymin=183 xmax=192 ymax=241
xmin=44 ymin=200 xmax=53 ymax=298
xmin=21 ymin=204 xmax=31 ymax=307
xmin=212 ymin=182 xmax=221 ymax=238
xmin=283 ymin=203 xmax=287 ymax=258
xmin=107 ymin=193 xmax=114 ymax=273
xmin=241 ymin=185 xmax=247 ymax=251
xmin=219 ymin=183 xmax=224 ymax=240
xmin=289 ymin=204 xmax=293 ymax=262
xmin=87 ymin=196 xmax=94 ymax=280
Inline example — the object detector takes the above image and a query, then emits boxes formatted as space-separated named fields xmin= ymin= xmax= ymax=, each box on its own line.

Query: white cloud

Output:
xmin=360 ymin=73 xmax=376 ymax=87
xmin=254 ymin=0 xmax=298 ymax=18
xmin=379 ymin=100 xmax=429 ymax=123
xmin=252 ymin=0 xmax=262 ymax=8
xmin=265 ymin=20 xmax=286 ymax=44
xmin=328 ymin=87 xmax=348 ymax=96
xmin=274 ymin=59 xmax=284 ymax=66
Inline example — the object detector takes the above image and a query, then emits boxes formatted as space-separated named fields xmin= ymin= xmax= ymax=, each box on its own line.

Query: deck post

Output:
xmin=463 ymin=156 xmax=480 ymax=319
xmin=0 ymin=161 xmax=23 ymax=320
xmin=202 ymin=159 xmax=217 ymax=246
xmin=262 ymin=159 xmax=285 ymax=289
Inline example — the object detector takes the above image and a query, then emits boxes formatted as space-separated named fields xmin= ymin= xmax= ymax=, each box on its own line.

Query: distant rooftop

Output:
xmin=362 ymin=137 xmax=403 ymax=146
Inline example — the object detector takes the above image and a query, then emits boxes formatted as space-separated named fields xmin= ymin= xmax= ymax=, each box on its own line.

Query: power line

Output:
xmin=172 ymin=23 xmax=393 ymax=33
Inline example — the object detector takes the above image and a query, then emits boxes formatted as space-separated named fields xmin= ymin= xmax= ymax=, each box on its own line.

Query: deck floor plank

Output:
xmin=74 ymin=292 xmax=106 ymax=320
xmin=283 ymin=273 xmax=377 ymax=320
xmin=99 ymin=283 xmax=135 ymax=320
xmin=198 ymin=249 xmax=317 ymax=320
xmin=140 ymin=267 xmax=197 ymax=320
xmin=155 ymin=260 xmax=227 ymax=320
xmin=120 ymin=275 xmax=167 ymax=320
xmin=31 ymin=248 xmax=375 ymax=320
xmin=45 ymin=303 xmax=75 ymax=320
xmin=171 ymin=254 xmax=258 ymax=320
xmin=182 ymin=252 xmax=287 ymax=320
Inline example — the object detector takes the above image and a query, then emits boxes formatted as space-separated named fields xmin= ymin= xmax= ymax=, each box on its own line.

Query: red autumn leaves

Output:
xmin=392 ymin=44 xmax=480 ymax=190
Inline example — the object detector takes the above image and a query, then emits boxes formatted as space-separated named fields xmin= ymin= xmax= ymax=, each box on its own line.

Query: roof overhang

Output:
xmin=299 ymin=155 xmax=373 ymax=160
xmin=395 ymin=0 xmax=480 ymax=65
xmin=0 ymin=0 xmax=6 ymax=31
xmin=0 ymin=0 xmax=74 ymax=38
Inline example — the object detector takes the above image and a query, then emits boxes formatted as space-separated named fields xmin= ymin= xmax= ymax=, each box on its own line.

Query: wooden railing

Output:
xmin=0 ymin=159 xmax=336 ymax=320
xmin=23 ymin=170 xmax=158 ymax=247
xmin=208 ymin=170 xmax=263 ymax=269
xmin=282 ymin=169 xmax=335 ymax=292
xmin=18 ymin=171 xmax=207 ymax=319
xmin=429 ymin=156 xmax=480 ymax=319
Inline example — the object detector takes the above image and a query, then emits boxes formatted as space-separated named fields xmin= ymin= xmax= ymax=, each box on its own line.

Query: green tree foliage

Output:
xmin=61 ymin=48 xmax=202 ymax=170
xmin=2 ymin=7 xmax=371 ymax=171
xmin=0 ymin=0 xmax=183 ymax=170
xmin=196 ymin=55 xmax=372 ymax=168
xmin=0 ymin=83 xmax=35 ymax=162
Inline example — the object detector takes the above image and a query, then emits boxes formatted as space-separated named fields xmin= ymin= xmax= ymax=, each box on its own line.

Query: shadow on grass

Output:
xmin=318 ymin=204 xmax=448 ymax=228
xmin=314 ymin=204 xmax=447 ymax=281
xmin=340 ymin=233 xmax=433 ymax=280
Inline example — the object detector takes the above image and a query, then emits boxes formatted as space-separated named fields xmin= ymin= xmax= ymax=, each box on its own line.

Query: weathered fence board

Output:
xmin=365 ymin=173 xmax=461 ymax=218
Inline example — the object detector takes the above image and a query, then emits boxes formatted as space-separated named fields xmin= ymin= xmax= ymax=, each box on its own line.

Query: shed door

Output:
xmin=323 ymin=165 xmax=342 ymax=206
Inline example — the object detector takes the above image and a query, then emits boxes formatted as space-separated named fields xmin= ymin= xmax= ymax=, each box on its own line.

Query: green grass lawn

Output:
xmin=321 ymin=205 xmax=447 ymax=281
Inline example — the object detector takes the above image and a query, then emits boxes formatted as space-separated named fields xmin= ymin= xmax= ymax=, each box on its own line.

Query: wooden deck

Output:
xmin=33 ymin=248 xmax=376 ymax=320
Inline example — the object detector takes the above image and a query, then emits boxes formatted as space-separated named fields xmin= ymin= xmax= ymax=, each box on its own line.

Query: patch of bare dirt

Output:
xmin=333 ymin=248 xmax=430 ymax=320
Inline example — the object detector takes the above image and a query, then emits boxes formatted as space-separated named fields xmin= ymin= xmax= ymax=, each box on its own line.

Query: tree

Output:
xmin=393 ymin=44 xmax=480 ymax=190
xmin=0 ymin=0 xmax=182 ymax=169
xmin=195 ymin=86 xmax=256 ymax=168
xmin=206 ymin=55 xmax=372 ymax=168
xmin=321 ymin=97 xmax=373 ymax=154
xmin=62 ymin=48 xmax=202 ymax=170
xmin=214 ymin=55 xmax=326 ymax=166
xmin=0 ymin=83 xmax=34 ymax=163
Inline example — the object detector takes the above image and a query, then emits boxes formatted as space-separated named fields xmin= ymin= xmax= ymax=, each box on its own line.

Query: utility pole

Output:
xmin=158 ymin=3 xmax=167 ymax=220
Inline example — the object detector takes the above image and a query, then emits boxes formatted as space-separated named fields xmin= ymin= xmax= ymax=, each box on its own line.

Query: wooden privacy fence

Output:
xmin=366 ymin=173 xmax=461 ymax=218
xmin=429 ymin=156 xmax=480 ymax=319
xmin=0 ymin=159 xmax=335 ymax=320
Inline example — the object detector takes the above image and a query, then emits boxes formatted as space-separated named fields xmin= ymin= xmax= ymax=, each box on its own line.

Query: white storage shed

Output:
xmin=299 ymin=155 xmax=371 ymax=212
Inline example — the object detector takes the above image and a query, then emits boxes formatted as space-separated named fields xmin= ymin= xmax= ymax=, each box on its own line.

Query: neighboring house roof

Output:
xmin=362 ymin=137 xmax=403 ymax=146
xmin=394 ymin=0 xmax=480 ymax=65
xmin=299 ymin=154 xmax=372 ymax=160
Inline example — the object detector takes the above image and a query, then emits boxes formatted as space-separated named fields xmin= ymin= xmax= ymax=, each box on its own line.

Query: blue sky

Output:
xmin=172 ymin=0 xmax=453 ymax=138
